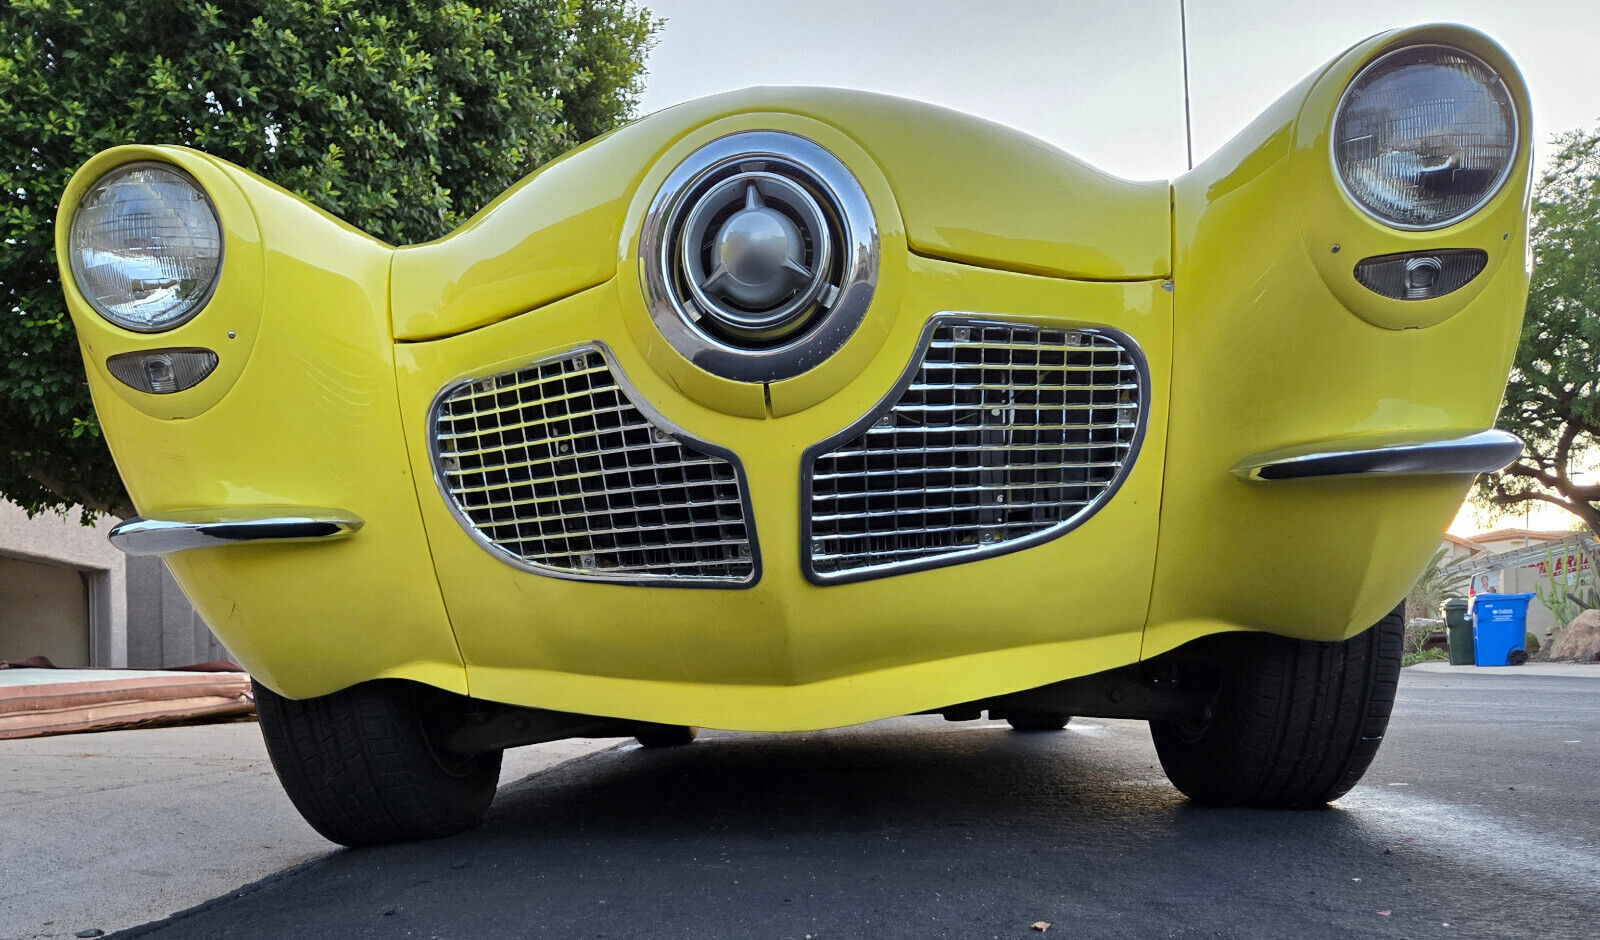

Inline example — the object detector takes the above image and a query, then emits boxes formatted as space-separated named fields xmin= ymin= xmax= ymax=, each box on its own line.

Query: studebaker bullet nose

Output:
xmin=55 ymin=23 xmax=1530 ymax=737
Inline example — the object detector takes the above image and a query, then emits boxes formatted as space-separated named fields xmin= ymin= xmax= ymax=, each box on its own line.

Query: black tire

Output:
xmin=634 ymin=724 xmax=698 ymax=748
xmin=1508 ymin=648 xmax=1530 ymax=666
xmin=1005 ymin=713 xmax=1072 ymax=732
xmin=254 ymin=680 xmax=502 ymax=847
xmin=1150 ymin=602 xmax=1404 ymax=809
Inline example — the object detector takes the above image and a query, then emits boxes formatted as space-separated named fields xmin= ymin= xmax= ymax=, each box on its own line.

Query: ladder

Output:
xmin=1443 ymin=533 xmax=1600 ymax=583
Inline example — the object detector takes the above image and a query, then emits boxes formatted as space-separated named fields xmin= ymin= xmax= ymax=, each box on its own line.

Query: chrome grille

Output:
xmin=431 ymin=346 xmax=757 ymax=585
xmin=804 ymin=317 xmax=1145 ymax=582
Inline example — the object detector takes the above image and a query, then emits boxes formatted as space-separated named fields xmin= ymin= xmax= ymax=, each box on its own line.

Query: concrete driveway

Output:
xmin=0 ymin=723 xmax=616 ymax=939
xmin=3 ymin=667 xmax=1597 ymax=939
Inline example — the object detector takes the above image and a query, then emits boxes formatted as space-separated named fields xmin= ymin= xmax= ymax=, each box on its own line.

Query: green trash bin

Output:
xmin=1442 ymin=597 xmax=1474 ymax=665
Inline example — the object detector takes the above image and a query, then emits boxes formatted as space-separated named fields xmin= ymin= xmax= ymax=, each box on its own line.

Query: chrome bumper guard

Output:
xmin=109 ymin=508 xmax=363 ymax=556
xmin=1233 ymin=430 xmax=1524 ymax=482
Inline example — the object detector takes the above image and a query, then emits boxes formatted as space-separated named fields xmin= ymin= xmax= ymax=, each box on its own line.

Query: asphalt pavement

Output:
xmin=5 ymin=667 xmax=1598 ymax=940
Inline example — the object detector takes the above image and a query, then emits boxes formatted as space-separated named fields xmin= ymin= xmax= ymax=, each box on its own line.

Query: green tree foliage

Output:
xmin=1481 ymin=126 xmax=1600 ymax=532
xmin=1 ymin=0 xmax=657 ymax=520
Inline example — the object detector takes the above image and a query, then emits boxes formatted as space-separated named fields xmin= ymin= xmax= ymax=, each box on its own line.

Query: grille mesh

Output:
xmin=432 ymin=347 xmax=756 ymax=584
xmin=805 ymin=319 xmax=1143 ymax=580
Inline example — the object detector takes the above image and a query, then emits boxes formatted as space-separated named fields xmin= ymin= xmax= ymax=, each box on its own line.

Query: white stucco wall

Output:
xmin=0 ymin=500 xmax=127 ymax=666
xmin=1498 ymin=566 xmax=1562 ymax=642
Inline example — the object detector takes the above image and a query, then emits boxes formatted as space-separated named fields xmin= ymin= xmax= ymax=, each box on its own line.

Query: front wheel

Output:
xmin=254 ymin=680 xmax=503 ymax=847
xmin=1150 ymin=603 xmax=1404 ymax=809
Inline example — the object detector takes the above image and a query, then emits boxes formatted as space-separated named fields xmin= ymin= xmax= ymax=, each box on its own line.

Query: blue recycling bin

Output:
xmin=1470 ymin=593 xmax=1535 ymax=667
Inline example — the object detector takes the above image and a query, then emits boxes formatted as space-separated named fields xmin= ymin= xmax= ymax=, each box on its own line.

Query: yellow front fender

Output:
xmin=1146 ymin=24 xmax=1532 ymax=657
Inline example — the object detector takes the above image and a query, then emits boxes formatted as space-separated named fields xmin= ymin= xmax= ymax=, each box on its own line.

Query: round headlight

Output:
xmin=68 ymin=162 xmax=223 ymax=332
xmin=1333 ymin=44 xmax=1517 ymax=230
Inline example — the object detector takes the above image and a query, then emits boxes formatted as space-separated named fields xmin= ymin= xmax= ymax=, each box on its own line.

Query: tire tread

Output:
xmin=1151 ymin=604 xmax=1404 ymax=808
xmin=254 ymin=680 xmax=502 ymax=846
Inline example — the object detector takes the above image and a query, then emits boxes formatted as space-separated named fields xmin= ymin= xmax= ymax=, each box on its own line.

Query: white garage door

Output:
xmin=0 ymin=555 xmax=90 ymax=667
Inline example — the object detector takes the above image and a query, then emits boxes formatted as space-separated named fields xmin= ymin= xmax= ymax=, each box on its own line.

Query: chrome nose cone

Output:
xmin=711 ymin=200 xmax=806 ymax=309
xmin=680 ymin=175 xmax=831 ymax=336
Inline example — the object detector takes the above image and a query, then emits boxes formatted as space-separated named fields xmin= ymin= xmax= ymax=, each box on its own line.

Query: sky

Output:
xmin=636 ymin=0 xmax=1599 ymax=536
xmin=638 ymin=0 xmax=1600 ymax=180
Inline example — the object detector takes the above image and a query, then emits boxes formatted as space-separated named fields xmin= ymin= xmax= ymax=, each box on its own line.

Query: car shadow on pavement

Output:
xmin=115 ymin=719 xmax=1596 ymax=939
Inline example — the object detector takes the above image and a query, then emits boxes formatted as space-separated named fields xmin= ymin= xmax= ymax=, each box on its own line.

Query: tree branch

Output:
xmin=26 ymin=471 xmax=133 ymax=522
xmin=1493 ymin=487 xmax=1600 ymax=531
xmin=1553 ymin=419 xmax=1582 ymax=487
xmin=1502 ymin=460 xmax=1563 ymax=490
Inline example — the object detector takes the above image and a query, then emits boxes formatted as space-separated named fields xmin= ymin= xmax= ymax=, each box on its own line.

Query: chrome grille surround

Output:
xmin=429 ymin=344 xmax=759 ymax=587
xmin=802 ymin=316 xmax=1147 ymax=584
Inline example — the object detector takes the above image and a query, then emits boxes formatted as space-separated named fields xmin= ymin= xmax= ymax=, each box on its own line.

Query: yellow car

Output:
xmin=58 ymin=23 xmax=1529 ymax=845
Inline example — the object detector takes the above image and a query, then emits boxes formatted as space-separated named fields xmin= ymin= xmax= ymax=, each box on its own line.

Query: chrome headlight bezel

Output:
xmin=1331 ymin=43 xmax=1519 ymax=232
xmin=67 ymin=161 xmax=225 ymax=333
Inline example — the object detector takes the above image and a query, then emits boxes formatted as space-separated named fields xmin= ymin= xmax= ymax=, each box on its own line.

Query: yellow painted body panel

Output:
xmin=57 ymin=25 xmax=1529 ymax=731
xmin=390 ymin=87 xmax=1170 ymax=342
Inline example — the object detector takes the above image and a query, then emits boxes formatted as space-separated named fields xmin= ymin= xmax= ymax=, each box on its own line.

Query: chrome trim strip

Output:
xmin=108 ymin=508 xmax=363 ymax=556
xmin=1233 ymin=429 xmax=1524 ymax=482
xmin=426 ymin=342 xmax=762 ymax=589
xmin=800 ymin=314 xmax=1151 ymax=586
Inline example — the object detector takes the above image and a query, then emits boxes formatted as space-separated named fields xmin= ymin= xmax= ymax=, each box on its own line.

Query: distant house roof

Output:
xmin=1467 ymin=528 xmax=1580 ymax=546
xmin=1443 ymin=533 xmax=1487 ymax=553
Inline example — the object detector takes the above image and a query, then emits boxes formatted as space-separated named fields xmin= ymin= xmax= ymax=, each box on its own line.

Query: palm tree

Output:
xmin=1405 ymin=547 xmax=1468 ymax=651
